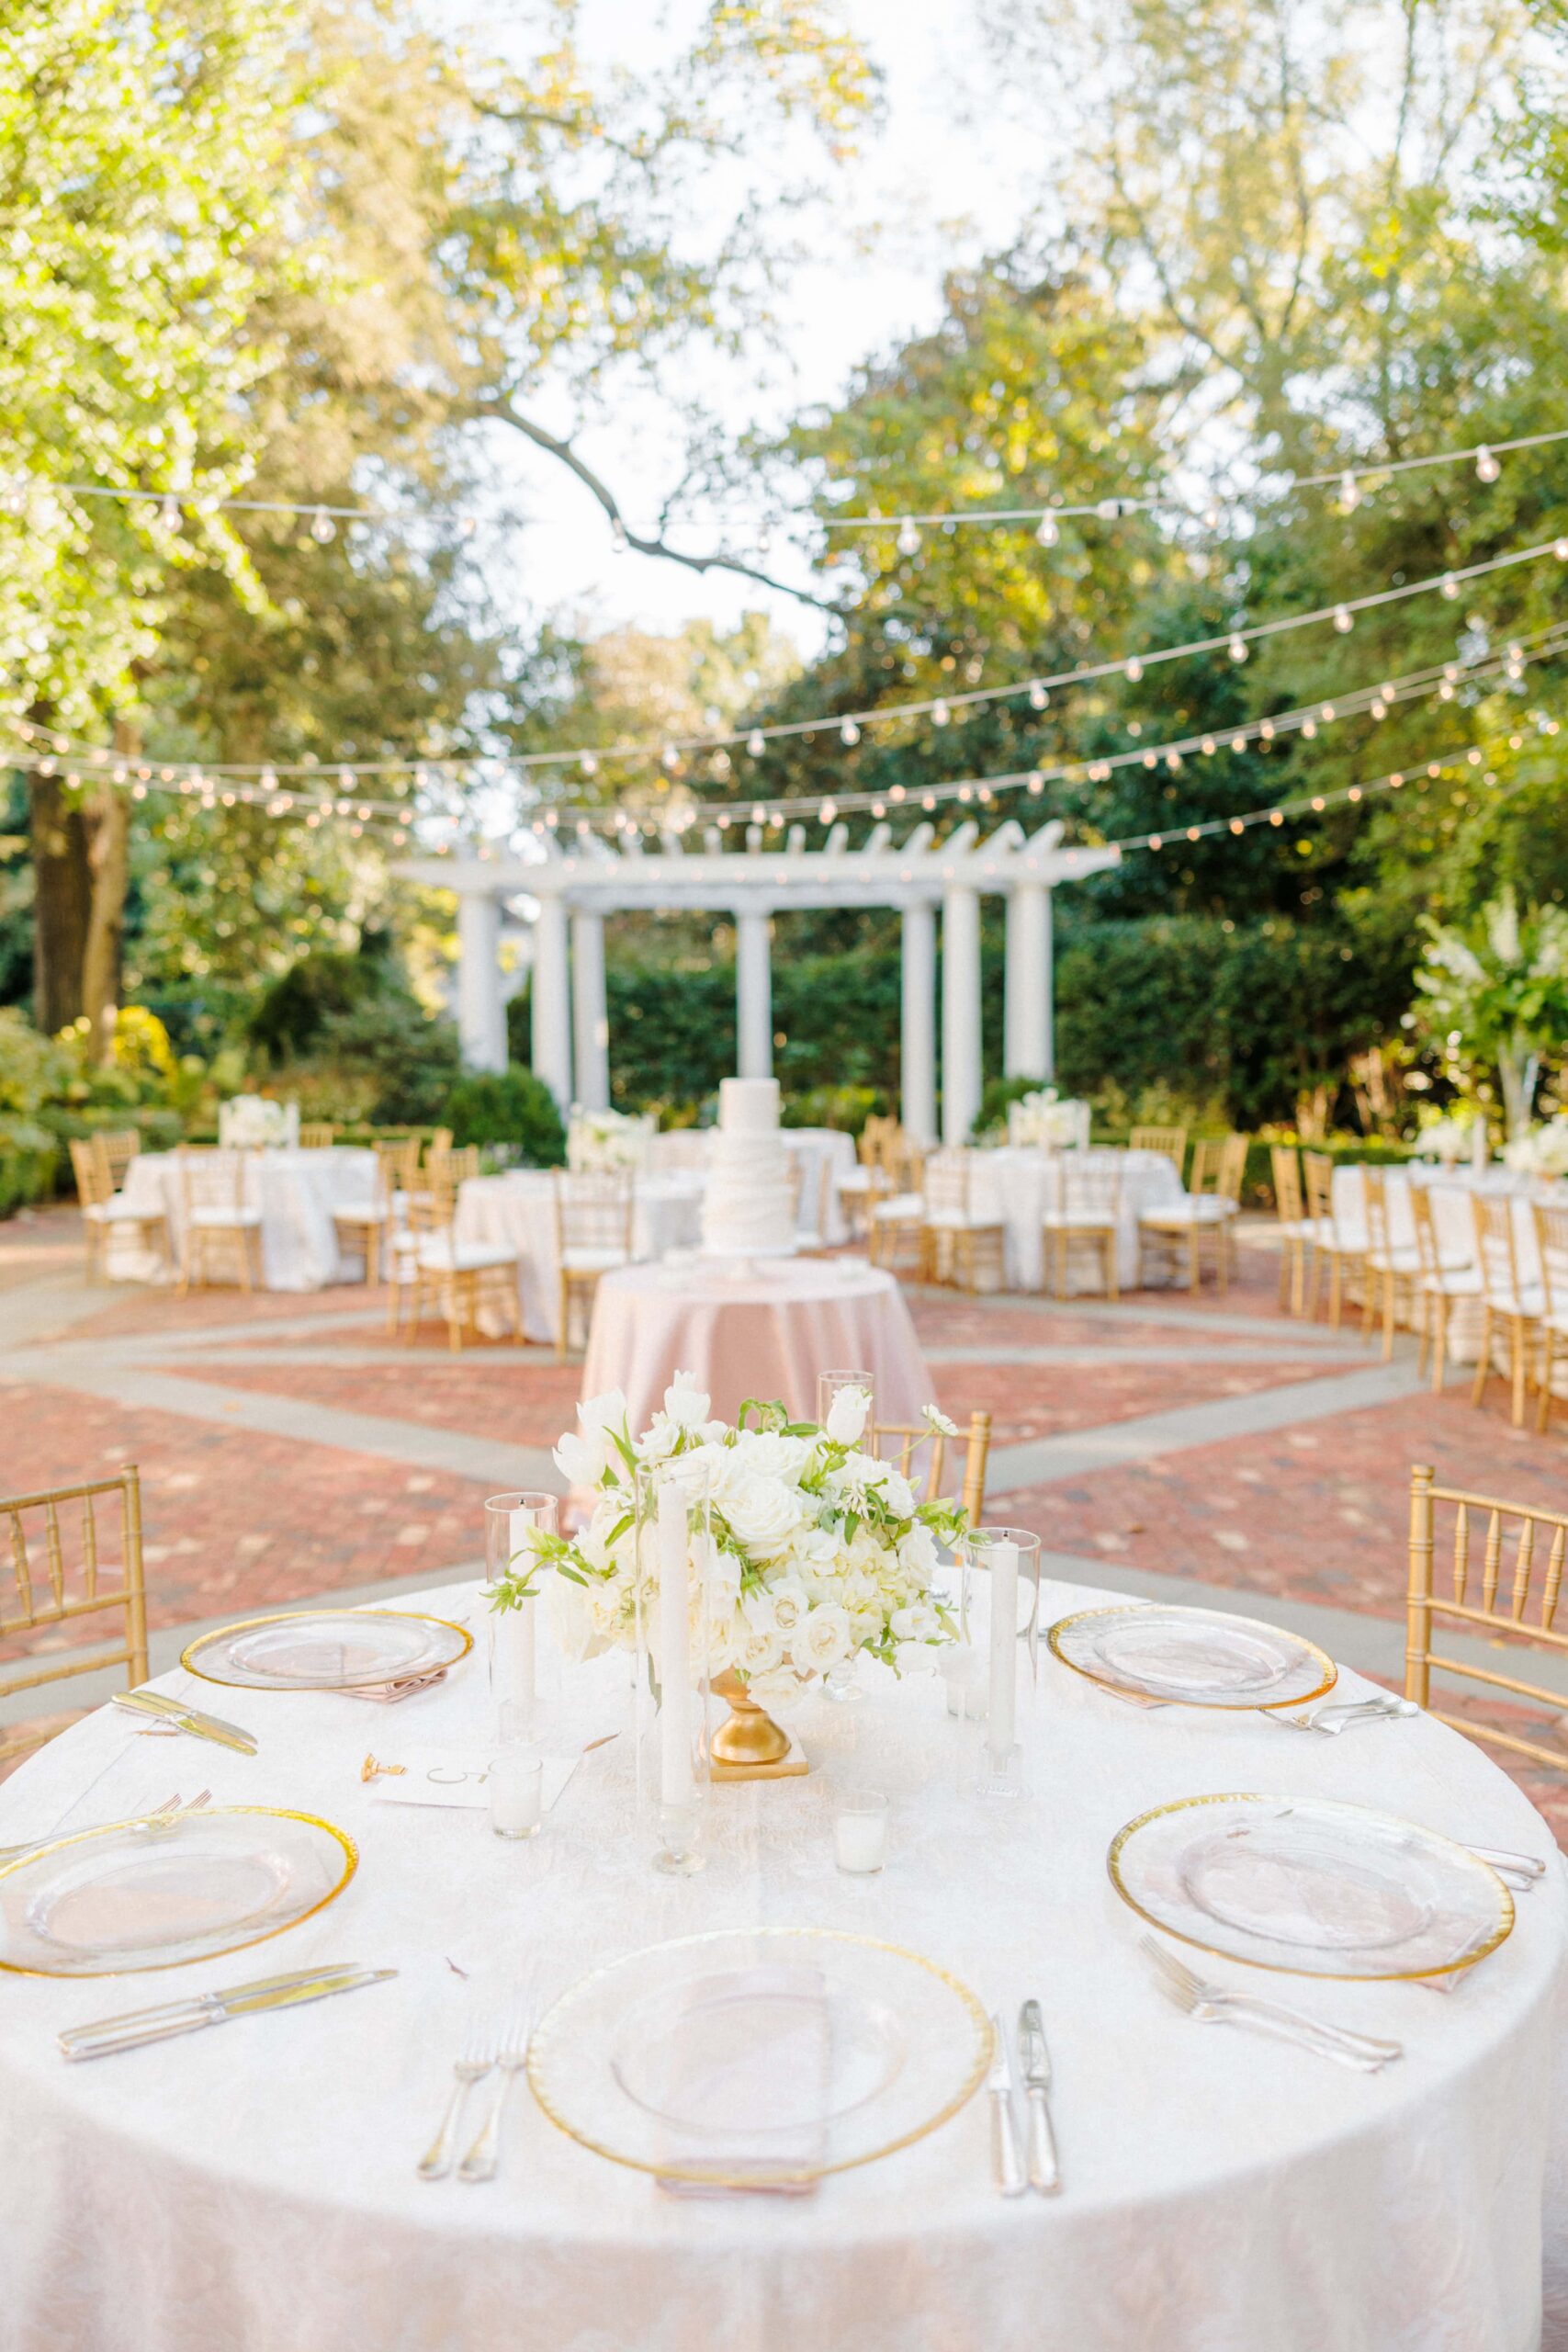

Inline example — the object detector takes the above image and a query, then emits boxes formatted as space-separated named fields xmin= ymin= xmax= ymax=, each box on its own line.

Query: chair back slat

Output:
xmin=869 ymin=1409 xmax=990 ymax=1524
xmin=1472 ymin=1193 xmax=1523 ymax=1300
xmin=98 ymin=1128 xmax=141 ymax=1187
xmin=1534 ymin=1202 xmax=1568 ymax=1318
xmin=923 ymin=1149 xmax=973 ymax=1221
xmin=556 ymin=1170 xmax=634 ymax=1255
xmin=1408 ymin=1183 xmax=1442 ymax=1280
xmin=1269 ymin=1146 xmax=1303 ymax=1223
xmin=1406 ymin=1463 xmax=1568 ymax=1772
xmin=0 ymin=1470 xmax=149 ymax=1765
xmin=1130 ymin=1125 xmax=1187 ymax=1177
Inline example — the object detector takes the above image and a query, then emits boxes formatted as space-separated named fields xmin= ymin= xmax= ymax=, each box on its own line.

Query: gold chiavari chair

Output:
xmin=2 ymin=1468 xmax=149 ymax=1767
xmin=872 ymin=1409 xmax=992 ymax=1527
xmin=1406 ymin=1463 xmax=1568 ymax=1771
xmin=392 ymin=1146 xmax=520 ymax=1350
xmin=298 ymin=1122 xmax=335 ymax=1150
xmin=867 ymin=1148 xmax=928 ymax=1276
xmin=1470 ymin=1192 xmax=1543 ymax=1428
xmin=921 ymin=1148 xmax=1007 ymax=1294
xmin=1129 ymin=1125 xmax=1187 ymax=1181
xmin=1269 ymin=1144 xmax=1314 ymax=1317
xmin=176 ymin=1147 xmax=264 ymax=1293
xmin=426 ymin=1127 xmax=454 ymax=1161
xmin=555 ymin=1170 xmax=634 ymax=1358
xmin=1137 ymin=1133 xmax=1247 ymax=1295
xmin=334 ymin=1136 xmax=421 ymax=1290
xmin=1041 ymin=1153 xmax=1121 ymax=1300
xmin=1409 ymin=1182 xmax=1479 ymax=1393
xmin=1361 ymin=1169 xmax=1421 ymax=1359
xmin=1303 ymin=1151 xmax=1366 ymax=1328
xmin=97 ymin=1128 xmax=141 ymax=1188
xmin=1532 ymin=1202 xmax=1568 ymax=1435
xmin=838 ymin=1118 xmax=898 ymax=1238
xmin=69 ymin=1136 xmax=170 ymax=1283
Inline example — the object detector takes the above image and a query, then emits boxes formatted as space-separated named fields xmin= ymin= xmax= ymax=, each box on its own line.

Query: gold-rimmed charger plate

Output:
xmin=1049 ymin=1604 xmax=1337 ymax=1711
xmin=182 ymin=1608 xmax=471 ymax=1690
xmin=1108 ymin=1792 xmax=1514 ymax=1981
xmin=527 ymin=1928 xmax=991 ymax=2188
xmin=0 ymin=1805 xmax=356 ymax=1977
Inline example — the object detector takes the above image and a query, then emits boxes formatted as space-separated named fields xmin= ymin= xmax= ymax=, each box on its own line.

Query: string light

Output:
xmin=896 ymin=521 xmax=920 ymax=556
xmin=1475 ymin=446 xmax=1501 ymax=483
xmin=1035 ymin=514 xmax=1059 ymax=548
xmin=310 ymin=507 xmax=336 ymax=544
xmin=1227 ymin=634 xmax=1247 ymax=663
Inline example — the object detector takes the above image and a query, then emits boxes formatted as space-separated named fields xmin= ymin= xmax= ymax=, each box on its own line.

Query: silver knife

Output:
xmin=1018 ymin=1999 xmax=1061 ymax=2196
xmin=60 ymin=1963 xmax=395 ymax=2061
xmin=112 ymin=1690 xmax=257 ymax=1755
xmin=986 ymin=2012 xmax=1027 ymax=2198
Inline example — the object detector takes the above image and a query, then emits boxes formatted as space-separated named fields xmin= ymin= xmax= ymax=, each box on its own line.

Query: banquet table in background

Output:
xmin=456 ymin=1168 xmax=706 ymax=1345
xmin=2 ymin=1570 xmax=1564 ymax=2352
xmin=964 ymin=1147 xmax=1187 ymax=1294
xmin=1330 ymin=1161 xmax=1568 ymax=1361
xmin=580 ymin=1256 xmax=935 ymax=1432
xmin=106 ymin=1147 xmax=378 ymax=1291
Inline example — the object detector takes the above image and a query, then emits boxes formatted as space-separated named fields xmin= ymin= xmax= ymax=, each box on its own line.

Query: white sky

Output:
xmin=447 ymin=0 xmax=1044 ymax=658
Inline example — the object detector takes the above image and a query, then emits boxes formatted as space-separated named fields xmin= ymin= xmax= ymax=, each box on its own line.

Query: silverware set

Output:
xmin=420 ymin=1994 xmax=540 ymax=2185
xmin=0 ymin=1788 xmax=209 ymax=1868
xmin=988 ymin=2002 xmax=1060 ymax=2197
xmin=1140 ymin=1937 xmax=1403 ymax=2071
xmin=111 ymin=1688 xmax=258 ymax=1752
xmin=60 ymin=1962 xmax=396 ymax=2061
xmin=1265 ymin=1695 xmax=1420 ymax=1736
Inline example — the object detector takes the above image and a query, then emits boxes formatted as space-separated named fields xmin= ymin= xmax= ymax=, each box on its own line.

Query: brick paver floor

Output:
xmin=6 ymin=1201 xmax=1568 ymax=1838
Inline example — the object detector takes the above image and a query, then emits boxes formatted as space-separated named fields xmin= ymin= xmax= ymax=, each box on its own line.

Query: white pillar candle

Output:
xmin=987 ymin=1539 xmax=1019 ymax=1770
xmin=657 ymin=1477 xmax=694 ymax=1810
xmin=834 ymin=1804 xmax=887 ymax=1873
xmin=497 ymin=1510 xmax=538 ymax=1738
xmin=489 ymin=1748 xmax=543 ymax=1839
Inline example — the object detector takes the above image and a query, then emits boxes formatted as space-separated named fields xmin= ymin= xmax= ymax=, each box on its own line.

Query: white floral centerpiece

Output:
xmin=1505 ymin=1116 xmax=1568 ymax=1181
xmin=493 ymin=1377 xmax=965 ymax=1717
xmin=567 ymin=1104 xmax=655 ymax=1174
xmin=1007 ymin=1087 xmax=1089 ymax=1150
xmin=1414 ymin=1109 xmax=1477 ymax=1166
xmin=218 ymin=1095 xmax=299 ymax=1149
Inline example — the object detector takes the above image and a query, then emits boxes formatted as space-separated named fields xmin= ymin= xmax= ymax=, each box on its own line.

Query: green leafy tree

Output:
xmin=1412 ymin=887 xmax=1568 ymax=1134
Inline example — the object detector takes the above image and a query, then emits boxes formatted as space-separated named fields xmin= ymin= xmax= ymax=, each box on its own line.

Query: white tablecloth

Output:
xmin=580 ymin=1255 xmax=933 ymax=1432
xmin=1 ymin=1571 xmax=1563 ymax=2352
xmin=647 ymin=1127 xmax=855 ymax=1247
xmin=964 ymin=1147 xmax=1187 ymax=1292
xmin=106 ymin=1148 xmax=378 ymax=1291
xmin=1329 ymin=1164 xmax=1565 ymax=1360
xmin=456 ymin=1169 xmax=707 ymax=1344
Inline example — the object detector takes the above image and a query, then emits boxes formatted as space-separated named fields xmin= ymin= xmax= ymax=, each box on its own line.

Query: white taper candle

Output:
xmin=987 ymin=1538 xmax=1019 ymax=1770
xmin=657 ymin=1476 xmax=694 ymax=1809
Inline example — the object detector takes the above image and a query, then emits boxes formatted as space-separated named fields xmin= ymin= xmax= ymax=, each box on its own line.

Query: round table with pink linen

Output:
xmin=579 ymin=1256 xmax=936 ymax=1430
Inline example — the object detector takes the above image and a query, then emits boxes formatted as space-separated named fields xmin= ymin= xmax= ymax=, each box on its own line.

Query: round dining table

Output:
xmin=107 ymin=1146 xmax=379 ymax=1291
xmin=2 ymin=1570 xmax=1564 ymax=2352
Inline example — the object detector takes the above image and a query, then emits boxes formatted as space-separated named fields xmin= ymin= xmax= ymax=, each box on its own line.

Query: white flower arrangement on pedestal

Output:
xmin=1007 ymin=1088 xmax=1089 ymax=1150
xmin=1414 ymin=1109 xmax=1478 ymax=1166
xmin=218 ymin=1095 xmax=299 ymax=1149
xmin=567 ymin=1105 xmax=655 ymax=1173
xmin=1504 ymin=1116 xmax=1568 ymax=1181
xmin=491 ymin=1378 xmax=965 ymax=1709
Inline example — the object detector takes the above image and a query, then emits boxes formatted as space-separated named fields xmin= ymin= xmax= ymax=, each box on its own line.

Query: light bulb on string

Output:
xmin=1259 ymin=719 xmax=1276 ymax=742
xmin=161 ymin=493 xmax=181 ymax=530
xmin=896 ymin=521 xmax=920 ymax=556
xmin=746 ymin=731 xmax=765 ymax=758
xmin=1035 ymin=513 xmax=1058 ymax=548
xmin=1231 ymin=733 xmax=1247 ymax=752
xmin=580 ymin=753 xmax=598 ymax=778
xmin=660 ymin=745 xmax=679 ymax=772
xmin=840 ymin=718 xmax=860 ymax=745
xmin=1475 ymin=446 xmax=1500 ymax=483
xmin=1227 ymin=634 xmax=1247 ymax=663
xmin=1029 ymin=683 xmax=1048 ymax=709
xmin=310 ymin=507 xmax=336 ymax=544
xmin=1441 ymin=573 xmax=1460 ymax=600
xmin=1201 ymin=735 xmax=1216 ymax=756
xmin=1556 ymin=539 xmax=1568 ymax=561
xmin=1124 ymin=658 xmax=1144 ymax=684
xmin=1339 ymin=470 xmax=1360 ymax=514
xmin=819 ymin=798 xmax=837 ymax=825
xmin=1332 ymin=605 xmax=1353 ymax=633
xmin=1027 ymin=772 xmax=1044 ymax=794
xmin=931 ymin=699 xmax=950 ymax=727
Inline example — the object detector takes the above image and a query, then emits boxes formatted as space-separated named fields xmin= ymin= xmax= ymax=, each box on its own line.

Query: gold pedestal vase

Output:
xmin=708 ymin=1669 xmax=808 ymax=1781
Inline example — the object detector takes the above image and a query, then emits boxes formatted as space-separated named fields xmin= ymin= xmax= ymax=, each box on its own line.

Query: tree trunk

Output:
xmin=80 ymin=722 xmax=138 ymax=1063
xmin=28 ymin=772 xmax=91 ymax=1034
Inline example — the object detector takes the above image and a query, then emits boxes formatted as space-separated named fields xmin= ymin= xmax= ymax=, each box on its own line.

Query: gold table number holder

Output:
xmin=708 ymin=1669 xmax=809 ymax=1781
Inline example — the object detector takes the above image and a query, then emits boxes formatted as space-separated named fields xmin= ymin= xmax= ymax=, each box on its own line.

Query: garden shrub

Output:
xmin=0 ymin=1115 xmax=58 ymax=1217
xmin=443 ymin=1065 xmax=566 ymax=1165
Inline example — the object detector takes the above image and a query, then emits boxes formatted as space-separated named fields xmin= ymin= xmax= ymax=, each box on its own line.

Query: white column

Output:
xmin=900 ymin=902 xmax=937 ymax=1145
xmin=1005 ymin=883 xmax=1053 ymax=1081
xmin=735 ymin=907 xmax=773 ymax=1079
xmin=571 ymin=909 xmax=609 ymax=1111
xmin=942 ymin=885 xmax=983 ymax=1146
xmin=530 ymin=894 xmax=573 ymax=1110
xmin=457 ymin=890 xmax=506 ymax=1072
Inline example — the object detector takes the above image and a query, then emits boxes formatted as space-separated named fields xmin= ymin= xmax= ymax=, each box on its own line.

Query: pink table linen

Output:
xmin=579 ymin=1257 xmax=936 ymax=1431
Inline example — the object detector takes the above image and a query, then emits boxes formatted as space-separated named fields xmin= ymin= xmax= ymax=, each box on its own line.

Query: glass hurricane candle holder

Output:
xmin=484 ymin=1491 xmax=559 ymax=1747
xmin=634 ymin=1464 xmax=712 ymax=1875
xmin=964 ymin=1526 xmax=1041 ymax=1801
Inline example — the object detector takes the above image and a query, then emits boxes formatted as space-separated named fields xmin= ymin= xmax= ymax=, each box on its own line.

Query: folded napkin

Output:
xmin=653 ymin=1962 xmax=829 ymax=2198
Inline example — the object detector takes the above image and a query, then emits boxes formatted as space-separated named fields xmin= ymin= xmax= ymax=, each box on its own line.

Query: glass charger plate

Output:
xmin=527 ymin=1928 xmax=991 ymax=2187
xmin=1049 ymin=1603 xmax=1337 ymax=1710
xmin=0 ymin=1805 xmax=355 ymax=1977
xmin=1108 ymin=1793 xmax=1514 ymax=1980
xmin=182 ymin=1609 xmax=471 ymax=1690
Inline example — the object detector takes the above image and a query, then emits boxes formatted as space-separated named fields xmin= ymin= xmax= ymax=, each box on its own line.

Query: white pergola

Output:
xmin=400 ymin=819 xmax=1120 ymax=1146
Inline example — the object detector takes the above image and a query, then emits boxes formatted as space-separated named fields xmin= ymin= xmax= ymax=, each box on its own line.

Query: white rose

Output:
xmin=891 ymin=1601 xmax=940 ymax=1643
xmin=741 ymin=1585 xmax=779 ymax=1635
xmin=790 ymin=1603 xmax=852 ymax=1674
xmin=705 ymin=1610 xmax=743 ymax=1675
xmin=898 ymin=1522 xmax=940 ymax=1580
xmin=740 ymin=1623 xmax=784 ymax=1677
xmin=716 ymin=1464 xmax=802 ymax=1556
xmin=880 ymin=1470 xmax=917 ymax=1519
xmin=824 ymin=1385 xmax=872 ymax=1444
xmin=663 ymin=1371 xmax=710 ymax=1429
xmin=746 ymin=1664 xmax=803 ymax=1707
xmin=735 ymin=1430 xmax=811 ymax=1482
xmin=896 ymin=1639 xmax=939 ymax=1677
xmin=702 ymin=1538 xmax=740 ymax=1612
xmin=635 ymin=1417 xmax=682 ymax=1466
xmin=765 ymin=1577 xmax=811 ymax=1634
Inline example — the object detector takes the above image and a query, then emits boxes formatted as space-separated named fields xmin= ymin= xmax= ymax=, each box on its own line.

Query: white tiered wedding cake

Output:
xmin=701 ymin=1078 xmax=797 ymax=1260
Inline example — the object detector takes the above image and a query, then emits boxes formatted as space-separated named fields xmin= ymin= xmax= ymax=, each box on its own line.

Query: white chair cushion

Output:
xmin=415 ymin=1238 xmax=517 ymax=1274
xmin=188 ymin=1204 xmax=263 ymax=1228
xmin=837 ymin=1170 xmax=876 ymax=1194
xmin=925 ymin=1209 xmax=999 ymax=1232
xmin=560 ymin=1246 xmax=629 ymax=1273
xmin=873 ymin=1193 xmax=925 ymax=1221
xmin=332 ymin=1201 xmax=381 ymax=1226
xmin=1483 ymin=1285 xmax=1545 ymax=1317
xmin=1423 ymin=1269 xmax=1482 ymax=1297
xmin=1043 ymin=1210 xmax=1116 ymax=1231
xmin=85 ymin=1199 xmax=158 ymax=1225
xmin=1139 ymin=1197 xmax=1235 ymax=1227
xmin=1366 ymin=1247 xmax=1419 ymax=1273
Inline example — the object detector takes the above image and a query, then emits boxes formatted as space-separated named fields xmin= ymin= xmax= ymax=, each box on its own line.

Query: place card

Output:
xmin=368 ymin=1748 xmax=581 ymax=1812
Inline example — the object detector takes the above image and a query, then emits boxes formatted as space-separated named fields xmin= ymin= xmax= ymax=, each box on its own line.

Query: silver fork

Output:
xmin=1265 ymin=1697 xmax=1419 ymax=1736
xmin=0 ymin=1790 xmax=186 ymax=1867
xmin=418 ymin=2025 xmax=495 ymax=2181
xmin=1140 ymin=1937 xmax=1403 ymax=2072
xmin=458 ymin=1996 xmax=536 ymax=2183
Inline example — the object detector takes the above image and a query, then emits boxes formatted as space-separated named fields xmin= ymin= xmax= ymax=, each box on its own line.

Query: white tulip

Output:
xmin=663 ymin=1370 xmax=710 ymax=1428
xmin=825 ymin=1384 xmax=872 ymax=1444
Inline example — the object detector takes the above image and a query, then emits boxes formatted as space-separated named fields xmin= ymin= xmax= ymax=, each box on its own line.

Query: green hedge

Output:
xmin=36 ymin=1105 xmax=184 ymax=1193
xmin=443 ymin=1067 xmax=566 ymax=1164
xmin=0 ymin=1118 xmax=59 ymax=1217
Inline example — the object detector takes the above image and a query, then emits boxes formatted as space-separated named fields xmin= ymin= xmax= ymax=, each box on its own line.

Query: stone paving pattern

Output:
xmin=6 ymin=1202 xmax=1568 ymax=1835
